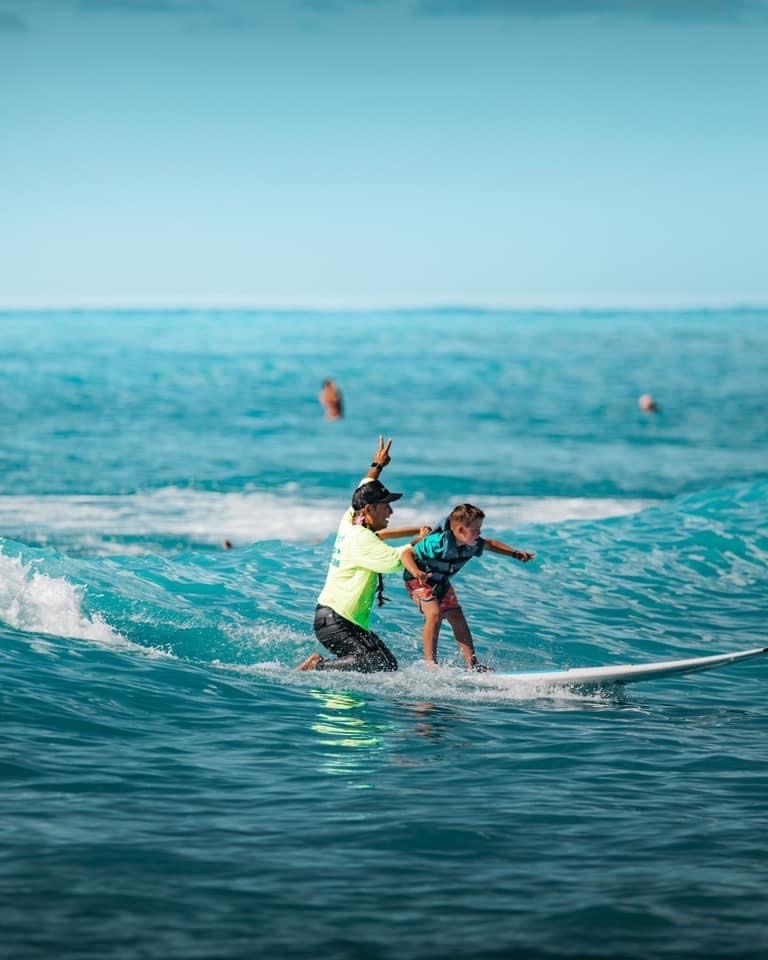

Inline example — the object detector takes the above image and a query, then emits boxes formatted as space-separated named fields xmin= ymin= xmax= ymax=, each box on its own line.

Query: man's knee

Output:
xmin=365 ymin=649 xmax=398 ymax=672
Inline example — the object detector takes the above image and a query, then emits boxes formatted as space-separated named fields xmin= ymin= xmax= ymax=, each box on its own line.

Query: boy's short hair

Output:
xmin=449 ymin=503 xmax=485 ymax=527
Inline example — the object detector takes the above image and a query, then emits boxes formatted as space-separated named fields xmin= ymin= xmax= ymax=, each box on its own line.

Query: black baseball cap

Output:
xmin=351 ymin=479 xmax=403 ymax=511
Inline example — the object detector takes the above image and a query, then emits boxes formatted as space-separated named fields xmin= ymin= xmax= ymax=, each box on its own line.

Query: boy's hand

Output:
xmin=514 ymin=550 xmax=535 ymax=562
xmin=372 ymin=436 xmax=392 ymax=467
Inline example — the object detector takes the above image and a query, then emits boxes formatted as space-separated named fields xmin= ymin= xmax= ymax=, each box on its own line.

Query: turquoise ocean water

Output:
xmin=1 ymin=310 xmax=766 ymax=959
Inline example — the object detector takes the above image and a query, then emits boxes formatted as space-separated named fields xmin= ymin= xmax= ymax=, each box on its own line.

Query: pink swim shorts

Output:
xmin=405 ymin=579 xmax=461 ymax=616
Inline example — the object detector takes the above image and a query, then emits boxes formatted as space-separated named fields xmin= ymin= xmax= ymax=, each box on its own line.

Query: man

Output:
xmin=299 ymin=437 xmax=428 ymax=672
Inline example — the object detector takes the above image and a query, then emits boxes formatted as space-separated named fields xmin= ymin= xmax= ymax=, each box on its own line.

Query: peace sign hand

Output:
xmin=372 ymin=436 xmax=393 ymax=468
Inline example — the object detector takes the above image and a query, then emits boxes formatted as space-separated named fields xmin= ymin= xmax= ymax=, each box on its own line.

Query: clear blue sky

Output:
xmin=2 ymin=0 xmax=767 ymax=308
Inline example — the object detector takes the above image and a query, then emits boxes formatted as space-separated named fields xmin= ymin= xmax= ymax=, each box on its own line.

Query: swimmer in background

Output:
xmin=638 ymin=393 xmax=659 ymax=413
xmin=319 ymin=379 xmax=344 ymax=419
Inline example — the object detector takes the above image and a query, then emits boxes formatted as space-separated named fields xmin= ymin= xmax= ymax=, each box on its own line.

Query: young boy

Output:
xmin=401 ymin=504 xmax=534 ymax=671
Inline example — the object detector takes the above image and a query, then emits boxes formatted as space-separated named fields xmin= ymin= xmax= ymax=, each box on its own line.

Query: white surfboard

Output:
xmin=492 ymin=646 xmax=767 ymax=687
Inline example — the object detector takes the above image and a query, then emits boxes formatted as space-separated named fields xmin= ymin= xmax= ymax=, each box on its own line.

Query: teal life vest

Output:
xmin=405 ymin=516 xmax=485 ymax=598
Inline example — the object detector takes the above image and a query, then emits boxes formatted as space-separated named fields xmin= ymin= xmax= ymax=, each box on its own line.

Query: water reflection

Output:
xmin=307 ymin=692 xmax=472 ymax=779
xmin=309 ymin=689 xmax=381 ymax=785
xmin=406 ymin=700 xmax=458 ymax=742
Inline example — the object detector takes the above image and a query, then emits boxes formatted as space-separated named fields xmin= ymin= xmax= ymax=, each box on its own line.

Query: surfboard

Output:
xmin=491 ymin=646 xmax=767 ymax=688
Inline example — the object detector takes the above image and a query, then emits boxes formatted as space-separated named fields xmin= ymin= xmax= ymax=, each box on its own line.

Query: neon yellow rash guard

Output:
xmin=317 ymin=505 xmax=406 ymax=630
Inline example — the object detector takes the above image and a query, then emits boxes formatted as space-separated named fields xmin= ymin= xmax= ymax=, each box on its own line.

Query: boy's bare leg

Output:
xmin=421 ymin=601 xmax=442 ymax=664
xmin=444 ymin=608 xmax=481 ymax=669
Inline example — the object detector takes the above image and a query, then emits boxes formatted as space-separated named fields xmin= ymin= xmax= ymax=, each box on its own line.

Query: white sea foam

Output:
xmin=0 ymin=487 xmax=658 ymax=553
xmin=0 ymin=488 xmax=339 ymax=548
xmin=0 ymin=551 xmax=124 ymax=647
xmin=458 ymin=495 xmax=658 ymax=527
xmin=258 ymin=659 xmax=619 ymax=708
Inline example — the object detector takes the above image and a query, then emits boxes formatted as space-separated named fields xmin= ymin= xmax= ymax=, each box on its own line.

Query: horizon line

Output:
xmin=1 ymin=298 xmax=767 ymax=313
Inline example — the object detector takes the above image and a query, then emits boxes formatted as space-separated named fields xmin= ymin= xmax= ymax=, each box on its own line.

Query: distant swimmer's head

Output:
xmin=638 ymin=393 xmax=659 ymax=413
xmin=351 ymin=479 xmax=402 ymax=511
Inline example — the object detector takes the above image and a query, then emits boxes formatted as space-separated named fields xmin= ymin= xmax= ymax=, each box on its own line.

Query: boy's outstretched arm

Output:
xmin=484 ymin=539 xmax=535 ymax=562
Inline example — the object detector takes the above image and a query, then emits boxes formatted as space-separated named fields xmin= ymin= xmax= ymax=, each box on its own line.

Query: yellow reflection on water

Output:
xmin=309 ymin=689 xmax=382 ymax=785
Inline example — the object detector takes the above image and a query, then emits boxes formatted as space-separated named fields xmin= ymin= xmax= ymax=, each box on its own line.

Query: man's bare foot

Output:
xmin=298 ymin=652 xmax=323 ymax=671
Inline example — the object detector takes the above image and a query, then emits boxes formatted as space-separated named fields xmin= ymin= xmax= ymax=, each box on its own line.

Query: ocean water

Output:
xmin=1 ymin=308 xmax=766 ymax=960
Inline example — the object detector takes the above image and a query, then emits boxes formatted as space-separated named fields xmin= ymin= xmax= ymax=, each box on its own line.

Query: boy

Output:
xmin=401 ymin=504 xmax=534 ymax=671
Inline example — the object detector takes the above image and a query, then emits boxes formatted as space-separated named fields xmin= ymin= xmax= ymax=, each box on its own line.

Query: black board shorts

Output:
xmin=313 ymin=605 xmax=398 ymax=673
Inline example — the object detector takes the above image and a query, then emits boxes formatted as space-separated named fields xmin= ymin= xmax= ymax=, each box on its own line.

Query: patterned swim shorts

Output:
xmin=405 ymin=579 xmax=461 ymax=616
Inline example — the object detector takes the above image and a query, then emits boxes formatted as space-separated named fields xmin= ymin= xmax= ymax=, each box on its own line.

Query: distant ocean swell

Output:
xmin=0 ymin=488 xmax=658 ymax=555
xmin=1 ymin=478 xmax=764 ymax=676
